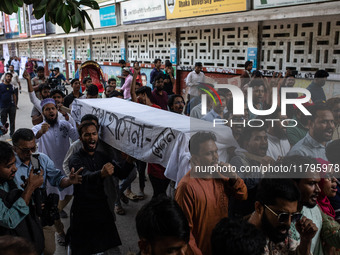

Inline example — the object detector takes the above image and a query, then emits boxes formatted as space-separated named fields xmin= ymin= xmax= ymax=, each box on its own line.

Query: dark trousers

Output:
xmin=149 ymin=174 xmax=170 ymax=198
xmin=136 ymin=160 xmax=146 ymax=190
xmin=14 ymin=88 xmax=19 ymax=106
xmin=0 ymin=106 xmax=16 ymax=136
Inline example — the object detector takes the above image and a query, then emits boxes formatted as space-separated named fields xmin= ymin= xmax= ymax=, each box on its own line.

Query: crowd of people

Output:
xmin=0 ymin=57 xmax=340 ymax=255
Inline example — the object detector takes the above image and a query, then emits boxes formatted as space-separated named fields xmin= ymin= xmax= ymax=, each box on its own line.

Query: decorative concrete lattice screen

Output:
xmin=75 ymin=37 xmax=89 ymax=62
xmin=179 ymin=25 xmax=253 ymax=68
xmin=67 ymin=38 xmax=74 ymax=61
xmin=31 ymin=41 xmax=44 ymax=59
xmin=261 ymin=16 xmax=340 ymax=74
xmin=92 ymin=35 xmax=121 ymax=62
xmin=18 ymin=42 xmax=30 ymax=57
xmin=46 ymin=39 xmax=64 ymax=60
xmin=126 ymin=31 xmax=171 ymax=64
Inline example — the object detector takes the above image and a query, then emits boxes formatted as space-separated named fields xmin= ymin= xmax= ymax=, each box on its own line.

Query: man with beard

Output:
xmin=68 ymin=121 xmax=134 ymax=255
xmin=287 ymin=97 xmax=313 ymax=146
xmin=201 ymin=93 xmax=227 ymax=122
xmin=248 ymin=79 xmax=266 ymax=120
xmin=288 ymin=103 xmax=335 ymax=161
xmin=175 ymin=132 xmax=247 ymax=255
xmin=266 ymin=108 xmax=291 ymax=160
xmin=229 ymin=126 xmax=275 ymax=218
xmin=152 ymin=73 xmax=168 ymax=110
xmin=279 ymin=156 xmax=340 ymax=255
xmin=0 ymin=72 xmax=16 ymax=137
xmin=307 ymin=70 xmax=329 ymax=103
xmin=326 ymin=97 xmax=340 ymax=140
xmin=248 ymin=178 xmax=318 ymax=255
xmin=32 ymin=98 xmax=78 ymax=248
xmin=168 ymin=94 xmax=185 ymax=114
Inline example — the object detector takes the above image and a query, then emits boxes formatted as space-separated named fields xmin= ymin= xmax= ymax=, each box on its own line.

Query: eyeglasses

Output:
xmin=15 ymin=145 xmax=37 ymax=154
xmin=264 ymin=204 xmax=302 ymax=223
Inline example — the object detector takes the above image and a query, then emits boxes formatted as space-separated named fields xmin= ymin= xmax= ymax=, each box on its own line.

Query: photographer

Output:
xmin=49 ymin=67 xmax=70 ymax=86
xmin=12 ymin=129 xmax=82 ymax=255
xmin=0 ymin=141 xmax=44 ymax=254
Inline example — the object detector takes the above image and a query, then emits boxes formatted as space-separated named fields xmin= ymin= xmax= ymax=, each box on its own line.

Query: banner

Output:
xmin=18 ymin=8 xmax=27 ymax=38
xmin=121 ymin=0 xmax=166 ymax=25
xmin=254 ymin=0 xmax=331 ymax=9
xmin=28 ymin=5 xmax=46 ymax=37
xmin=99 ymin=4 xmax=117 ymax=27
xmin=71 ymin=98 xmax=238 ymax=184
xmin=166 ymin=0 xmax=247 ymax=20
xmin=247 ymin=47 xmax=257 ymax=72
xmin=3 ymin=13 xmax=19 ymax=38
xmin=0 ymin=14 xmax=4 ymax=35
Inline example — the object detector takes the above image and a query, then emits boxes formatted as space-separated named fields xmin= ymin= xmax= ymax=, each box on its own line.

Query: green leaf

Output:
xmin=4 ymin=0 xmax=15 ymax=14
xmin=56 ymin=4 xmax=66 ymax=26
xmin=13 ymin=0 xmax=24 ymax=7
xmin=33 ymin=0 xmax=48 ymax=11
xmin=79 ymin=0 xmax=99 ymax=10
xmin=33 ymin=8 xmax=45 ymax=19
xmin=82 ymin=9 xmax=94 ymax=30
xmin=46 ymin=0 xmax=58 ymax=13
xmin=62 ymin=16 xmax=71 ymax=33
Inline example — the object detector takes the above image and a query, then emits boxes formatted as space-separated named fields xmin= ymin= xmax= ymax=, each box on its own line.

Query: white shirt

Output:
xmin=185 ymin=71 xmax=205 ymax=96
xmin=266 ymin=133 xmax=291 ymax=160
xmin=11 ymin=59 xmax=20 ymax=70
xmin=1 ymin=72 xmax=20 ymax=89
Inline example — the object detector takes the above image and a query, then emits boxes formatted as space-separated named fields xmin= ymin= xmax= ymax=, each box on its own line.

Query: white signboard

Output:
xmin=71 ymin=98 xmax=238 ymax=184
xmin=3 ymin=43 xmax=9 ymax=72
xmin=120 ymin=0 xmax=166 ymax=25
xmin=254 ymin=0 xmax=332 ymax=9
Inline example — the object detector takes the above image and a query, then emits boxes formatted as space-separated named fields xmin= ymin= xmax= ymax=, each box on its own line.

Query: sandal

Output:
xmin=115 ymin=205 xmax=126 ymax=215
xmin=120 ymin=193 xmax=129 ymax=204
xmin=125 ymin=191 xmax=138 ymax=201
xmin=136 ymin=191 xmax=145 ymax=200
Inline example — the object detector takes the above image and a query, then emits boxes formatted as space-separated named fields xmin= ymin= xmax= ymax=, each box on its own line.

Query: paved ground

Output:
xmin=0 ymin=80 xmax=153 ymax=254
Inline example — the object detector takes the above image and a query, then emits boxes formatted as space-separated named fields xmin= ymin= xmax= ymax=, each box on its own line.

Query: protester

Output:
xmin=152 ymin=73 xmax=168 ymax=110
xmin=117 ymin=60 xmax=127 ymax=86
xmin=0 ymin=235 xmax=38 ymax=255
xmin=0 ymin=72 xmax=16 ymax=137
xmin=240 ymin=60 xmax=253 ymax=89
xmin=31 ymin=66 xmax=47 ymax=99
xmin=163 ymin=60 xmax=175 ymax=95
xmin=307 ymin=70 xmax=329 ymax=103
xmin=63 ymin=78 xmax=83 ymax=108
xmin=150 ymin=58 xmax=163 ymax=86
xmin=1 ymin=65 xmax=21 ymax=108
xmin=168 ymin=94 xmax=185 ymax=114
xmin=326 ymin=97 xmax=340 ymax=140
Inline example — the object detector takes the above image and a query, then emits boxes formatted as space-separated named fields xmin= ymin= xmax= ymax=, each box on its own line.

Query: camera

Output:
xmin=33 ymin=188 xmax=60 ymax=226
xmin=47 ymin=77 xmax=59 ymax=89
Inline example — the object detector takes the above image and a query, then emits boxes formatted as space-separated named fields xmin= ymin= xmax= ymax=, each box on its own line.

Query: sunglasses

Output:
xmin=16 ymin=145 xmax=37 ymax=154
xmin=264 ymin=204 xmax=302 ymax=223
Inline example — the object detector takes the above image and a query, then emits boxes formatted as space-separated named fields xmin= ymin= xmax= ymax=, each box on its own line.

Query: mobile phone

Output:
xmin=31 ymin=154 xmax=41 ymax=174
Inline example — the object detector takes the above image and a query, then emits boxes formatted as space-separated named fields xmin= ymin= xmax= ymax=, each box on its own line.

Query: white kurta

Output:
xmin=32 ymin=120 xmax=78 ymax=199
xmin=266 ymin=133 xmax=291 ymax=161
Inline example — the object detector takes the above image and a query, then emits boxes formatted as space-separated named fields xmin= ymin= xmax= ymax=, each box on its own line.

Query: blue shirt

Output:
xmin=307 ymin=81 xmax=326 ymax=103
xmin=287 ymin=133 xmax=330 ymax=161
xmin=14 ymin=153 xmax=65 ymax=191
xmin=150 ymin=68 xmax=163 ymax=87
xmin=0 ymin=180 xmax=29 ymax=229
xmin=0 ymin=83 xmax=15 ymax=108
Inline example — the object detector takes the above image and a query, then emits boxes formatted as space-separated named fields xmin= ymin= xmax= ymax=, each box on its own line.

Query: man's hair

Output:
xmin=252 ymin=70 xmax=263 ymax=78
xmin=54 ymin=67 xmax=60 ymax=71
xmin=315 ymin=70 xmax=329 ymax=78
xmin=118 ymin=59 xmax=126 ymax=65
xmin=71 ymin=78 xmax=79 ymax=85
xmin=154 ymin=58 xmax=161 ymax=64
xmin=108 ymin=90 xmax=124 ymax=98
xmin=37 ymin=66 xmax=44 ymax=72
xmin=326 ymin=97 xmax=340 ymax=111
xmin=9 ymin=65 xmax=14 ymax=68
xmin=326 ymin=139 xmax=340 ymax=164
xmin=165 ymin=60 xmax=172 ymax=68
xmin=0 ymin=235 xmax=37 ymax=255
xmin=211 ymin=218 xmax=266 ymax=255
xmin=195 ymin=62 xmax=203 ymax=67
xmin=168 ymin=94 xmax=184 ymax=109
xmin=240 ymin=126 xmax=267 ymax=143
xmin=309 ymin=102 xmax=332 ymax=121
xmin=108 ymin=78 xmax=116 ymax=84
xmin=50 ymin=89 xmax=65 ymax=98
xmin=12 ymin=128 xmax=35 ymax=146
xmin=38 ymin=83 xmax=51 ymax=93
xmin=245 ymin=61 xmax=253 ymax=69
xmin=136 ymin=86 xmax=152 ymax=99
xmin=87 ymin=85 xmax=99 ymax=96
xmin=78 ymin=121 xmax=98 ymax=136
xmin=81 ymin=114 xmax=99 ymax=124
xmin=249 ymin=78 xmax=265 ymax=89
xmin=0 ymin=142 xmax=14 ymax=166
xmin=256 ymin=178 xmax=300 ymax=206
xmin=83 ymin=77 xmax=92 ymax=85
xmin=136 ymin=196 xmax=190 ymax=243
xmin=154 ymin=73 xmax=165 ymax=83
xmin=5 ymin=72 xmax=13 ymax=78
xmin=278 ymin=155 xmax=318 ymax=182
xmin=189 ymin=132 xmax=216 ymax=156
